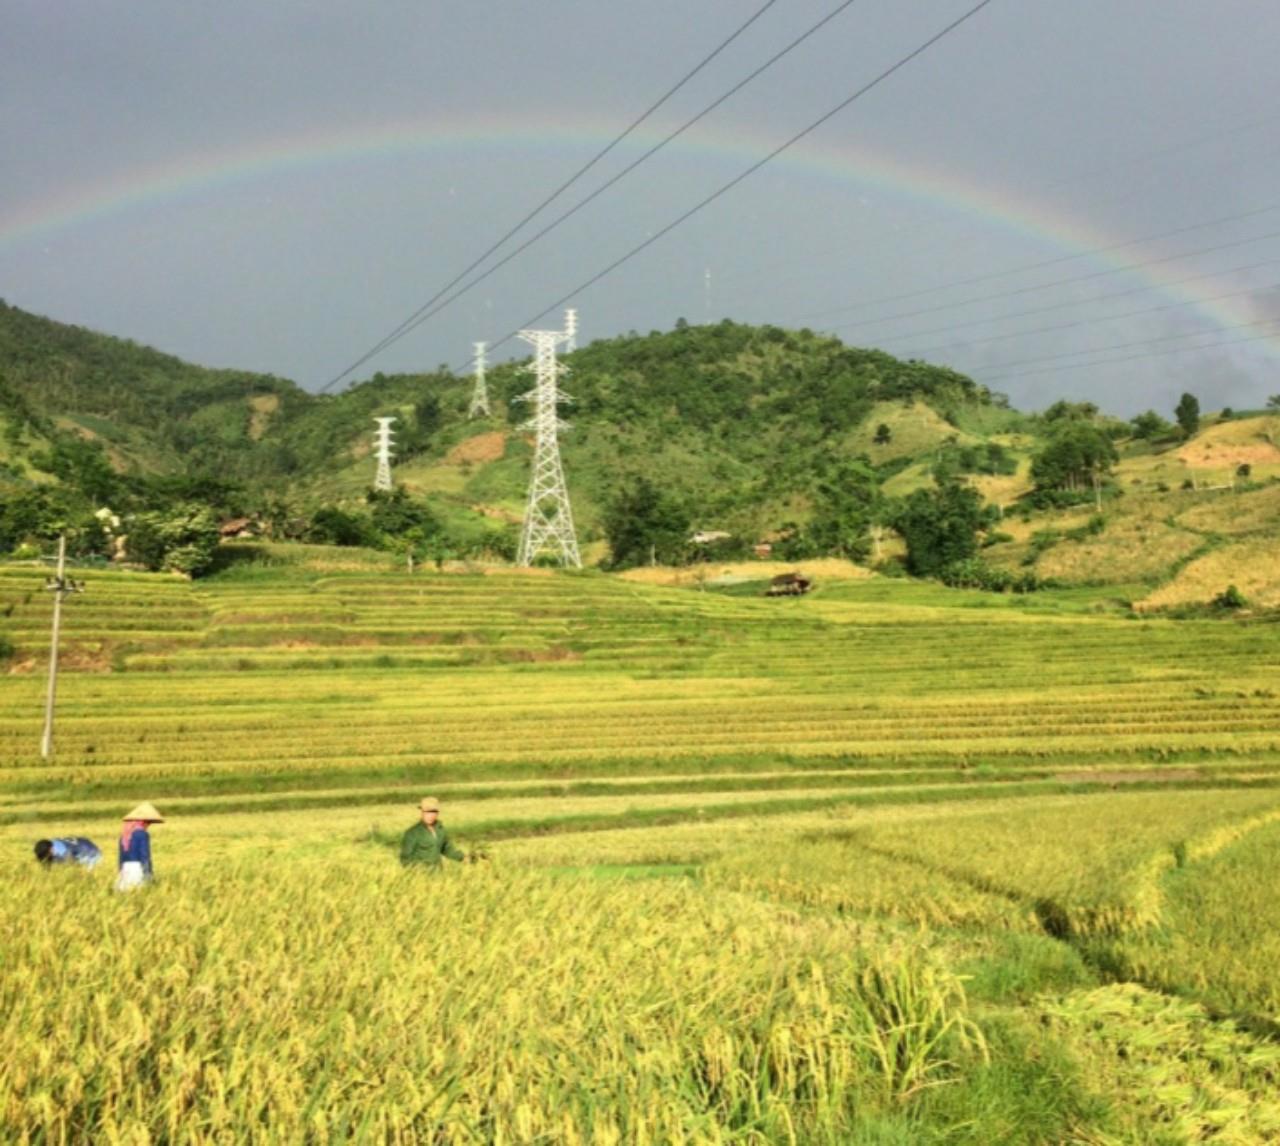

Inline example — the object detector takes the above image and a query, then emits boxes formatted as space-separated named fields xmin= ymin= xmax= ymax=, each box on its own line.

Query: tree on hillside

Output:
xmin=125 ymin=503 xmax=220 ymax=576
xmin=603 ymin=478 xmax=690 ymax=568
xmin=365 ymin=488 xmax=449 ymax=563
xmin=31 ymin=436 xmax=120 ymax=504
xmin=304 ymin=506 xmax=374 ymax=548
xmin=1175 ymin=393 xmax=1201 ymax=438
xmin=0 ymin=488 xmax=69 ymax=553
xmin=366 ymin=488 xmax=440 ymax=538
xmin=256 ymin=495 xmax=307 ymax=540
xmin=1031 ymin=422 xmax=1118 ymax=493
xmin=1129 ymin=410 xmax=1174 ymax=440
xmin=397 ymin=395 xmax=444 ymax=459
xmin=1040 ymin=400 xmax=1099 ymax=423
xmin=873 ymin=423 xmax=892 ymax=445
xmin=134 ymin=472 xmax=247 ymax=516
xmin=891 ymin=480 xmax=989 ymax=577
xmin=806 ymin=458 xmax=884 ymax=561
xmin=1267 ymin=395 xmax=1280 ymax=411
xmin=933 ymin=441 xmax=1017 ymax=482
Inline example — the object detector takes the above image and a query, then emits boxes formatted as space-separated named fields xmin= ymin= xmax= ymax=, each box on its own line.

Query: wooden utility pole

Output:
xmin=41 ymin=534 xmax=84 ymax=759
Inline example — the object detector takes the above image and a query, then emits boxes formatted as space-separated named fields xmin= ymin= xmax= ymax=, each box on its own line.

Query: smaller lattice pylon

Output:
xmin=373 ymin=416 xmax=396 ymax=491
xmin=468 ymin=341 xmax=490 ymax=418
xmin=563 ymin=308 xmax=578 ymax=353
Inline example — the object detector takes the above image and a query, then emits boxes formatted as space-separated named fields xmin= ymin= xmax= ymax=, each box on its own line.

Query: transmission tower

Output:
xmin=373 ymin=416 xmax=396 ymax=491
xmin=468 ymin=341 xmax=490 ymax=418
xmin=563 ymin=308 xmax=578 ymax=353
xmin=516 ymin=328 xmax=580 ymax=568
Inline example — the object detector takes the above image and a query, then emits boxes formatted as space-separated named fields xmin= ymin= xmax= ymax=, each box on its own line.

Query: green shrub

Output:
xmin=1212 ymin=585 xmax=1248 ymax=610
xmin=939 ymin=557 xmax=1041 ymax=593
xmin=1064 ymin=515 xmax=1106 ymax=542
xmin=1022 ymin=529 xmax=1061 ymax=565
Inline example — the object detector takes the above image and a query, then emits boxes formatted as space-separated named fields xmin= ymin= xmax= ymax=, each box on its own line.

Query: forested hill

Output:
xmin=0 ymin=301 xmax=1013 ymax=509
xmin=0 ymin=299 xmax=310 ymax=476
xmin=8 ymin=300 xmax=1280 ymax=610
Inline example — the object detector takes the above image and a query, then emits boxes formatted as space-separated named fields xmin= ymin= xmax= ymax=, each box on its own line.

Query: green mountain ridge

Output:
xmin=4 ymin=298 xmax=1279 ymax=610
xmin=0 ymin=299 xmax=1014 ymax=524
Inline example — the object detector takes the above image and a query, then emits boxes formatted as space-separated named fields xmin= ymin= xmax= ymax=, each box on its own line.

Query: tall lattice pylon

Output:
xmin=468 ymin=341 xmax=490 ymax=418
xmin=373 ymin=416 xmax=396 ymax=491
xmin=516 ymin=328 xmax=580 ymax=568
xmin=563 ymin=308 xmax=578 ymax=353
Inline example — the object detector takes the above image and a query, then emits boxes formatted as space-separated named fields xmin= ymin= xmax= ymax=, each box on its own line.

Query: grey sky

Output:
xmin=3 ymin=0 xmax=1279 ymax=417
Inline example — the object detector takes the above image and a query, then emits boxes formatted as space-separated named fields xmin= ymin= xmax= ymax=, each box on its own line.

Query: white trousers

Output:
xmin=115 ymin=861 xmax=147 ymax=892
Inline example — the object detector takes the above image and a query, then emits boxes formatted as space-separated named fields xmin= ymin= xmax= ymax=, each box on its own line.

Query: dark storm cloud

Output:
xmin=3 ymin=0 xmax=1280 ymax=414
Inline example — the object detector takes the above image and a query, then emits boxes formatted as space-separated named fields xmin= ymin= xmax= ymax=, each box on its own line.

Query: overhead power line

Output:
xmin=901 ymin=273 xmax=1280 ymax=359
xmin=336 ymin=0 xmax=868 ymax=386
xmin=819 ymin=224 xmax=1280 ymax=335
xmin=318 ymin=0 xmax=783 ymax=392
xmin=959 ymin=308 xmax=1280 ymax=379
xmin=830 ymin=251 xmax=1280 ymax=346
xmin=465 ymin=0 xmax=999 ymax=371
xmin=795 ymin=198 xmax=1280 ymax=323
xmin=971 ymin=324 xmax=1280 ymax=383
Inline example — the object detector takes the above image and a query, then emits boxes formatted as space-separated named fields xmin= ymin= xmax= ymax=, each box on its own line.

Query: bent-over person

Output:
xmin=400 ymin=797 xmax=464 ymax=869
xmin=34 ymin=837 xmax=102 ymax=869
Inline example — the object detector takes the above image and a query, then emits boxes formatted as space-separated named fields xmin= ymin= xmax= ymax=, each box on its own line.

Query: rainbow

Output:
xmin=4 ymin=113 xmax=1279 ymax=362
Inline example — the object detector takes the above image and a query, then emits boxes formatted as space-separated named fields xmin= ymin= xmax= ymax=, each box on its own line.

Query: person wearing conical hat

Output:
xmin=400 ymin=797 xmax=465 ymax=869
xmin=115 ymin=802 xmax=164 ymax=892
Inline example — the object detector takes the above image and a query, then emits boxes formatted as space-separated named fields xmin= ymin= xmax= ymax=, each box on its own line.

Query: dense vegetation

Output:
xmin=0 ymin=302 xmax=1017 ymax=570
xmin=4 ymin=299 xmax=1279 ymax=611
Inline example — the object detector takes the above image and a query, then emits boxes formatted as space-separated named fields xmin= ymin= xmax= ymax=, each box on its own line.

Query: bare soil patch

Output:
xmin=447 ymin=432 xmax=507 ymax=465
xmin=247 ymin=394 xmax=280 ymax=441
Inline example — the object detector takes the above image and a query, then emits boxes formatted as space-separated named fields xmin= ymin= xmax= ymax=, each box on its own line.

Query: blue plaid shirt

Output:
xmin=49 ymin=837 xmax=103 ymax=869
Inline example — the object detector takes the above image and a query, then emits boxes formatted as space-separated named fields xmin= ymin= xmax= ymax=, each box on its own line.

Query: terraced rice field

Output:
xmin=2 ymin=554 xmax=1278 ymax=800
xmin=3 ymin=546 xmax=1280 ymax=1141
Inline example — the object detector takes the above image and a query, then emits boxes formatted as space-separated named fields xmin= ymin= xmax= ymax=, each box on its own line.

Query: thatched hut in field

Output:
xmin=765 ymin=572 xmax=812 ymax=597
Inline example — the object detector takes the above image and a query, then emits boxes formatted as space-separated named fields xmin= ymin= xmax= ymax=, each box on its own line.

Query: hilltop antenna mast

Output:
xmin=468 ymin=341 xmax=490 ymax=418
xmin=516 ymin=327 xmax=581 ymax=568
xmin=373 ymin=416 xmax=396 ymax=491
xmin=563 ymin=308 xmax=578 ymax=353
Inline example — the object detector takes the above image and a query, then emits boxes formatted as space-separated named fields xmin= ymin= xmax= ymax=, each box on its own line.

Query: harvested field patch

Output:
xmin=1137 ymin=536 xmax=1280 ymax=610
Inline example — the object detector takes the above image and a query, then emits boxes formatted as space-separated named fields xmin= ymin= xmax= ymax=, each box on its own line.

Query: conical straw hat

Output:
xmin=123 ymin=801 xmax=165 ymax=823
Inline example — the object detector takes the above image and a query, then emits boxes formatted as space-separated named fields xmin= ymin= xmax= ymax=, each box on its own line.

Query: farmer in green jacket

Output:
xmin=400 ymin=797 xmax=465 ymax=868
